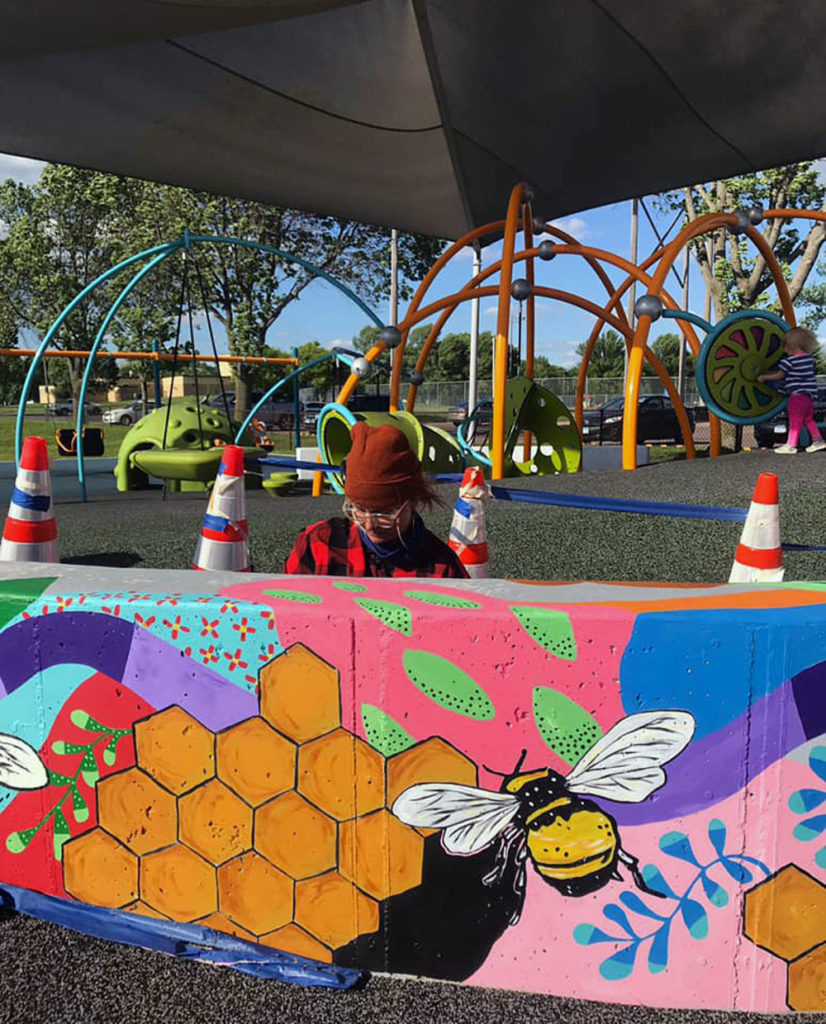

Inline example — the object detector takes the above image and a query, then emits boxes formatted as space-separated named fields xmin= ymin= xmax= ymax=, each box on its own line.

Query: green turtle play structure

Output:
xmin=114 ymin=399 xmax=262 ymax=492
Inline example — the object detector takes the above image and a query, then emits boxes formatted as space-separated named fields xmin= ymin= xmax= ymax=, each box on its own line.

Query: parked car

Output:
xmin=102 ymin=400 xmax=145 ymax=426
xmin=755 ymin=387 xmax=826 ymax=448
xmin=302 ymin=401 xmax=325 ymax=429
xmin=448 ymin=402 xmax=469 ymax=426
xmin=201 ymin=392 xmax=301 ymax=430
xmin=45 ymin=399 xmax=101 ymax=416
xmin=347 ymin=393 xmax=390 ymax=413
xmin=581 ymin=395 xmax=695 ymax=444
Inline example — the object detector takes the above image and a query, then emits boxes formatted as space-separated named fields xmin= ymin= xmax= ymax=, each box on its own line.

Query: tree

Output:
xmin=650 ymin=332 xmax=695 ymax=377
xmin=659 ymin=163 xmax=826 ymax=320
xmin=524 ymin=355 xmax=570 ymax=379
xmin=575 ymin=330 xmax=626 ymax=377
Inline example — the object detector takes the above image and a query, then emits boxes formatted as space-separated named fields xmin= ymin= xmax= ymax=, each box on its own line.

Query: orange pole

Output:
xmin=623 ymin=211 xmax=735 ymax=469
xmin=492 ymin=185 xmax=525 ymax=478
xmin=389 ymin=219 xmax=505 ymax=410
xmin=522 ymin=206 xmax=535 ymax=461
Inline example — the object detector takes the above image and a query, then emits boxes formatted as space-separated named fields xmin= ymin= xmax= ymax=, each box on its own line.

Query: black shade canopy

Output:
xmin=2 ymin=0 xmax=825 ymax=238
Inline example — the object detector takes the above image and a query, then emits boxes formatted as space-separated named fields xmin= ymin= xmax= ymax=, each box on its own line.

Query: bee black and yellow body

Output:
xmin=503 ymin=767 xmax=620 ymax=897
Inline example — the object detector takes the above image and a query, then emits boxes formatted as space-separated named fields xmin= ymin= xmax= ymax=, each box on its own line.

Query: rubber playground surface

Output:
xmin=1 ymin=450 xmax=825 ymax=1024
xmin=50 ymin=449 xmax=826 ymax=583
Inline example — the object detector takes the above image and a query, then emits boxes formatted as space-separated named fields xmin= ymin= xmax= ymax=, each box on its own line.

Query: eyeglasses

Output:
xmin=342 ymin=499 xmax=408 ymax=529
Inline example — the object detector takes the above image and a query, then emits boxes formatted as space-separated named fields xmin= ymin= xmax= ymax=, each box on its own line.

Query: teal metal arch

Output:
xmin=15 ymin=232 xmax=384 ymax=498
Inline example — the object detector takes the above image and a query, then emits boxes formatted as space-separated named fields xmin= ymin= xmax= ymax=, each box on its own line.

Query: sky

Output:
xmin=2 ymin=152 xmax=825 ymax=370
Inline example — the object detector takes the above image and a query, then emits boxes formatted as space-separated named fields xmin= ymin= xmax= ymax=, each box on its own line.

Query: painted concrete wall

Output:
xmin=0 ymin=563 xmax=824 ymax=1009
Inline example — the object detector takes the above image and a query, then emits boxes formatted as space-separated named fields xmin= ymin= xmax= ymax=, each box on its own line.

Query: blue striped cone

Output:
xmin=192 ymin=446 xmax=251 ymax=572
xmin=448 ymin=467 xmax=489 ymax=578
xmin=0 ymin=436 xmax=58 ymax=563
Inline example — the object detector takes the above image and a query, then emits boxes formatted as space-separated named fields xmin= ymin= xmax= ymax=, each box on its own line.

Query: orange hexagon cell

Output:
xmin=259 ymin=644 xmax=340 ymax=743
xmin=63 ymin=829 xmax=138 ymax=908
xmin=97 ymin=766 xmax=178 ymax=855
xmin=260 ymin=923 xmax=333 ymax=964
xmin=141 ymin=845 xmax=217 ymax=922
xmin=789 ymin=941 xmax=826 ymax=1011
xmin=339 ymin=809 xmax=424 ymax=900
xmin=179 ymin=779 xmax=253 ymax=865
xmin=387 ymin=737 xmax=477 ymax=807
xmin=122 ymin=900 xmax=170 ymax=920
xmin=195 ymin=912 xmax=256 ymax=944
xmin=218 ymin=851 xmax=293 ymax=936
xmin=216 ymin=717 xmax=296 ymax=807
xmin=744 ymin=865 xmax=826 ymax=961
xmin=298 ymin=729 xmax=385 ymax=820
xmin=135 ymin=706 xmax=215 ymax=795
xmin=294 ymin=870 xmax=379 ymax=950
xmin=255 ymin=791 xmax=337 ymax=880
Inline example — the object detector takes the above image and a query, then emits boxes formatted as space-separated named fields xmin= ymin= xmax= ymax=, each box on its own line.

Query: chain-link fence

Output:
xmin=413 ymin=377 xmax=704 ymax=411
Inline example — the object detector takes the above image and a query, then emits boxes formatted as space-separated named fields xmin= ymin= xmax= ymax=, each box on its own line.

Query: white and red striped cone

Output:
xmin=0 ymin=437 xmax=58 ymax=563
xmin=192 ymin=445 xmax=251 ymax=572
xmin=729 ymin=472 xmax=783 ymax=583
xmin=448 ymin=466 xmax=489 ymax=578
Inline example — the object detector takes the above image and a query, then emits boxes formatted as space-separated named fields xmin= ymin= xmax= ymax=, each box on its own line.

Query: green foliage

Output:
xmin=650 ymin=332 xmax=696 ymax=376
xmin=576 ymin=329 xmax=626 ymax=377
xmin=658 ymin=163 xmax=826 ymax=319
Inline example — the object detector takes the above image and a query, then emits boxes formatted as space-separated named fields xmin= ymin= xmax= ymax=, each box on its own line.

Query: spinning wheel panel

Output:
xmin=696 ymin=313 xmax=789 ymax=425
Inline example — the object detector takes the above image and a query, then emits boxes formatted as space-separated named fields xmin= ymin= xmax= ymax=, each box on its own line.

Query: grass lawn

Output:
xmin=0 ymin=410 xmax=319 ymax=462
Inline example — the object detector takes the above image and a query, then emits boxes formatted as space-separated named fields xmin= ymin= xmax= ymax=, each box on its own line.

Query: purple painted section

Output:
xmin=0 ymin=611 xmax=134 ymax=696
xmin=122 ymin=627 xmax=256 ymax=731
xmin=609 ymin=680 xmax=806 ymax=826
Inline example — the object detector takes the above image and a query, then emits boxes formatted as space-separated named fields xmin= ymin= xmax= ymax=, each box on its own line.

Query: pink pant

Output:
xmin=788 ymin=392 xmax=823 ymax=447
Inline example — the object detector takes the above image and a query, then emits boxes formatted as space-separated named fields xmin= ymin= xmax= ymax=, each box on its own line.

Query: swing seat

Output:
xmin=55 ymin=428 xmax=104 ymax=457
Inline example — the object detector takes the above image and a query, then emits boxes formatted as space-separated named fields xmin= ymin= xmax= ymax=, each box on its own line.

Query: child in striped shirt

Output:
xmin=758 ymin=327 xmax=826 ymax=454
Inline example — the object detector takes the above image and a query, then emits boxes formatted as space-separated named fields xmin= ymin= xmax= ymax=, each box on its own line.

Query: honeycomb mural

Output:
xmin=61 ymin=642 xmax=478 ymax=964
xmin=744 ymin=864 xmax=826 ymax=1011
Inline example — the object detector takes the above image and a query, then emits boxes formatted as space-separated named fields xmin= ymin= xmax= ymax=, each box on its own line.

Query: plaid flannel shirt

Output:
xmin=284 ymin=516 xmax=469 ymax=579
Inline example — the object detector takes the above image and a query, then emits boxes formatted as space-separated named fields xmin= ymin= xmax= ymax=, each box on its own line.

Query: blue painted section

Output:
xmin=620 ymin=604 xmax=826 ymax=740
xmin=0 ymin=884 xmax=364 ymax=988
xmin=10 ymin=488 xmax=50 ymax=511
xmin=0 ymin=663 xmax=94 ymax=812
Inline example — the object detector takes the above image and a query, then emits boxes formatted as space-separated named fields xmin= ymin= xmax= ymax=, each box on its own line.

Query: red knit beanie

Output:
xmin=344 ymin=422 xmax=424 ymax=508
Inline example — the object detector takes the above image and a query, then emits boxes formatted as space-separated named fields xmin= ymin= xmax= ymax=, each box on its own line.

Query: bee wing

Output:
xmin=565 ymin=711 xmax=695 ymax=803
xmin=392 ymin=783 xmax=520 ymax=855
xmin=0 ymin=734 xmax=48 ymax=790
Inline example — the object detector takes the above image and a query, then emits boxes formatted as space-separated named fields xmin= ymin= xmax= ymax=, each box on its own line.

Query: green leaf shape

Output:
xmin=532 ymin=686 xmax=602 ymax=765
xmin=70 ymin=786 xmax=89 ymax=823
xmin=52 ymin=741 xmax=88 ymax=755
xmin=354 ymin=598 xmax=412 ymax=636
xmin=332 ymin=581 xmax=367 ymax=592
xmin=262 ymin=589 xmax=323 ymax=604
xmin=0 ymin=576 xmax=56 ymax=631
xmin=70 ymin=710 xmax=109 ymax=732
xmin=403 ymin=589 xmax=482 ymax=610
xmin=361 ymin=704 xmax=416 ymax=757
xmin=6 ymin=828 xmax=37 ymax=854
xmin=103 ymin=737 xmax=119 ymax=767
xmin=80 ymin=750 xmax=99 ymax=787
xmin=510 ymin=606 xmax=577 ymax=660
xmin=403 ymin=650 xmax=494 ymax=720
xmin=53 ymin=808 xmax=70 ymax=861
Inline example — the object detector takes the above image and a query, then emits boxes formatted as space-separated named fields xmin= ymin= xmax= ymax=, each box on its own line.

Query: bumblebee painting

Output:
xmin=391 ymin=710 xmax=695 ymax=923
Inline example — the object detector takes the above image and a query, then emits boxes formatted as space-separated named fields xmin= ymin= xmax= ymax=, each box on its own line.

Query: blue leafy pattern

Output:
xmin=573 ymin=819 xmax=770 ymax=980
xmin=789 ymin=746 xmax=826 ymax=869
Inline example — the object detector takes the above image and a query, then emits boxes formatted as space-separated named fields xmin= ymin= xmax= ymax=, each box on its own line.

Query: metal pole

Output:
xmin=292 ymin=345 xmax=301 ymax=449
xmin=677 ymin=245 xmax=689 ymax=402
xmin=625 ymin=198 xmax=639 ymax=385
xmin=468 ymin=245 xmax=481 ymax=419
xmin=389 ymin=229 xmax=399 ymax=326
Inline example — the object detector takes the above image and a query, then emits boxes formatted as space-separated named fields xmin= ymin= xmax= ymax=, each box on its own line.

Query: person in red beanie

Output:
xmin=284 ymin=422 xmax=468 ymax=577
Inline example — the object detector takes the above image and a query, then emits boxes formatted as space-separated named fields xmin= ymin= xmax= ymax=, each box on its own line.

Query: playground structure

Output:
xmin=323 ymin=184 xmax=826 ymax=475
xmin=11 ymin=188 xmax=826 ymax=499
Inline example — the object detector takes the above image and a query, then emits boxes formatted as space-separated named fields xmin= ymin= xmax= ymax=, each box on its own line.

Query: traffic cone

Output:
xmin=448 ymin=466 xmax=489 ymax=578
xmin=0 ymin=437 xmax=58 ymax=563
xmin=192 ymin=445 xmax=251 ymax=572
xmin=729 ymin=472 xmax=783 ymax=583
